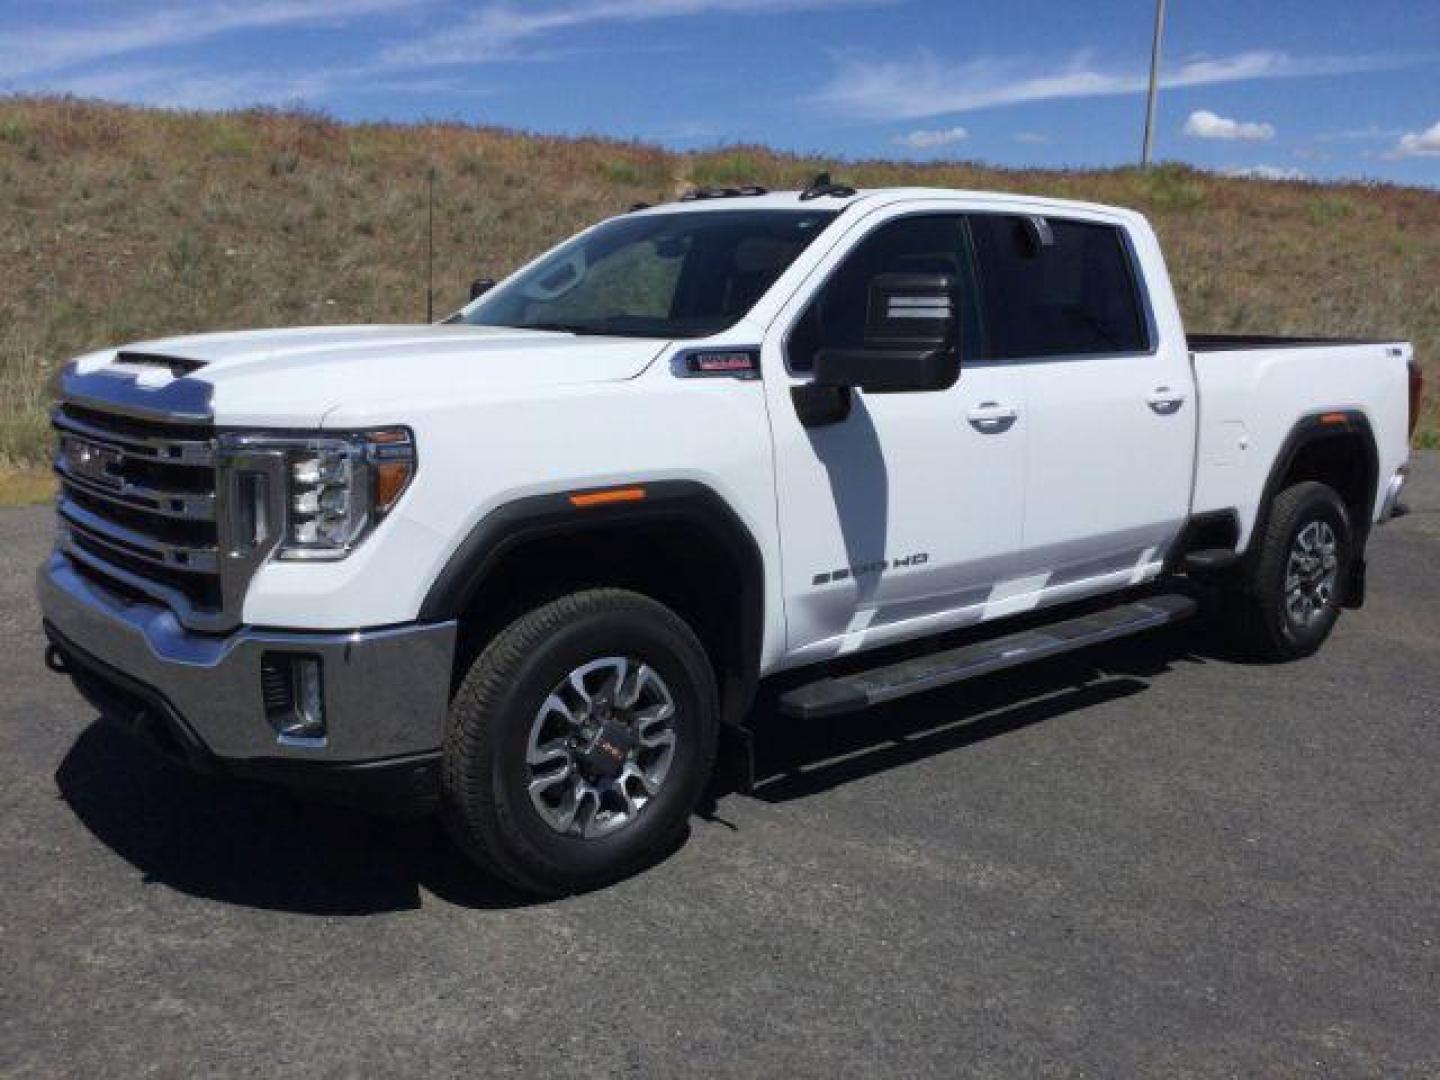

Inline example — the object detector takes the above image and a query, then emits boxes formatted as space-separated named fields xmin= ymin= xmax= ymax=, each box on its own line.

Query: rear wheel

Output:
xmin=442 ymin=588 xmax=718 ymax=896
xmin=1224 ymin=481 xmax=1353 ymax=661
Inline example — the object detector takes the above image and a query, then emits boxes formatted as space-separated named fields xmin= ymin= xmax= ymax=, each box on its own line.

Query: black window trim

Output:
xmin=779 ymin=205 xmax=1162 ymax=379
xmin=962 ymin=211 xmax=1159 ymax=367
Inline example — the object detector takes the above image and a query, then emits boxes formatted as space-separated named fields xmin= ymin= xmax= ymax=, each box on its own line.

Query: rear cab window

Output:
xmin=967 ymin=215 xmax=1151 ymax=360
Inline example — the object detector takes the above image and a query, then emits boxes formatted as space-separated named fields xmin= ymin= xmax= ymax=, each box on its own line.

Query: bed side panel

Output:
xmin=1190 ymin=342 xmax=1412 ymax=551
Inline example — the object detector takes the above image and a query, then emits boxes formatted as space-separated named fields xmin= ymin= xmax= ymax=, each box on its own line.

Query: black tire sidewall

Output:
xmin=1262 ymin=485 xmax=1352 ymax=656
xmin=472 ymin=599 xmax=716 ymax=886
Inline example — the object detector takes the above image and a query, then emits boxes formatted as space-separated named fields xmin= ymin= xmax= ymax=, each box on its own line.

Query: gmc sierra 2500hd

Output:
xmin=40 ymin=181 xmax=1422 ymax=895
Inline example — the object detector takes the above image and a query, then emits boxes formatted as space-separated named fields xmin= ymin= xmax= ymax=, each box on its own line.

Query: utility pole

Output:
xmin=424 ymin=166 xmax=436 ymax=323
xmin=1141 ymin=0 xmax=1167 ymax=168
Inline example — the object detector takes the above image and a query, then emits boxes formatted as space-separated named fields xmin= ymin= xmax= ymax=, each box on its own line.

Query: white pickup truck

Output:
xmin=39 ymin=179 xmax=1422 ymax=895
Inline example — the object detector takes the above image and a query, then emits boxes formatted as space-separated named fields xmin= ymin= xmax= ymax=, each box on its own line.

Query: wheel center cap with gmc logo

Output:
xmin=577 ymin=718 xmax=637 ymax=782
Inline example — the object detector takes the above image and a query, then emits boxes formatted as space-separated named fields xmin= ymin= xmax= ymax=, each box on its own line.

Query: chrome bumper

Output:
xmin=38 ymin=552 xmax=456 ymax=765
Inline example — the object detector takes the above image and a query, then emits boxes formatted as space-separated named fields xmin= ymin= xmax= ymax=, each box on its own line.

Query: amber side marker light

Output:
xmin=366 ymin=428 xmax=416 ymax=514
xmin=1320 ymin=412 xmax=1349 ymax=426
xmin=374 ymin=461 xmax=413 ymax=511
xmin=569 ymin=486 xmax=647 ymax=509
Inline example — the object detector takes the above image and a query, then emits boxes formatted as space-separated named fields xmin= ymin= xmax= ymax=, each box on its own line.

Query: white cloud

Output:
xmin=0 ymin=0 xmax=426 ymax=79
xmin=893 ymin=126 xmax=968 ymax=150
xmin=382 ymin=0 xmax=888 ymax=68
xmin=44 ymin=67 xmax=340 ymax=111
xmin=813 ymin=48 xmax=1410 ymax=121
xmin=7 ymin=0 xmax=877 ymax=111
xmin=1183 ymin=109 xmax=1275 ymax=141
xmin=1389 ymin=120 xmax=1440 ymax=158
xmin=1221 ymin=164 xmax=1307 ymax=181
xmin=38 ymin=64 xmax=484 ymax=111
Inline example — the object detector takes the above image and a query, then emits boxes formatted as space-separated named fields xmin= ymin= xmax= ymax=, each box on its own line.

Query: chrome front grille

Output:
xmin=53 ymin=401 xmax=228 ymax=626
xmin=52 ymin=369 xmax=288 ymax=633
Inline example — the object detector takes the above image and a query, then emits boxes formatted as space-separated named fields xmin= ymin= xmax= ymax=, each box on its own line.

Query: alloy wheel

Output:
xmin=524 ymin=657 xmax=679 ymax=839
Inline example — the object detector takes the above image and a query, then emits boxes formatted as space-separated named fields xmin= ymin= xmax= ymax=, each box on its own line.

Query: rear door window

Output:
xmin=968 ymin=215 xmax=1149 ymax=359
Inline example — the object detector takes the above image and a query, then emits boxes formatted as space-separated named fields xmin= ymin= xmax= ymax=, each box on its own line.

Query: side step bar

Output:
xmin=1181 ymin=548 xmax=1240 ymax=572
xmin=778 ymin=594 xmax=1198 ymax=720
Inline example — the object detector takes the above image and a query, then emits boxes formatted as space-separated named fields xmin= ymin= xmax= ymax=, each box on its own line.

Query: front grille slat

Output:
xmin=55 ymin=460 xmax=217 ymax=522
xmin=60 ymin=530 xmax=225 ymax=620
xmin=59 ymin=497 xmax=219 ymax=574
xmin=52 ymin=407 xmax=215 ymax=466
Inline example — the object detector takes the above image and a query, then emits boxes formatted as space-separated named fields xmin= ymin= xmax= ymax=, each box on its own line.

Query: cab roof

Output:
xmin=628 ymin=187 xmax=1139 ymax=224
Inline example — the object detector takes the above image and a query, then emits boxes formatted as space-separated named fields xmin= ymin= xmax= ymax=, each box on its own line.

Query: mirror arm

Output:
xmin=791 ymin=383 xmax=852 ymax=428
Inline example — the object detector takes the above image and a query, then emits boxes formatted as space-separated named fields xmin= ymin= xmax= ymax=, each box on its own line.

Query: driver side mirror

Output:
xmin=813 ymin=273 xmax=961 ymax=393
xmin=469 ymin=277 xmax=496 ymax=301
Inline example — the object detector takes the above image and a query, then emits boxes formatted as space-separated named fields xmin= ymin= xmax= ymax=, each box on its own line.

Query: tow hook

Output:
xmin=44 ymin=644 xmax=70 ymax=675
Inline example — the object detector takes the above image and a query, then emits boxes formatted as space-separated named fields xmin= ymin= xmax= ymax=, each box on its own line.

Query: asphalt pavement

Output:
xmin=2 ymin=457 xmax=1437 ymax=1078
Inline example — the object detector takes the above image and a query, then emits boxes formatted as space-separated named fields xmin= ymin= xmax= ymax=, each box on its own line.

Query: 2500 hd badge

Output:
xmin=813 ymin=552 xmax=930 ymax=586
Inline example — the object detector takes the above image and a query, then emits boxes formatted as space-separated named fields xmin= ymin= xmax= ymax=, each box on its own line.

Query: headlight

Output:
xmin=220 ymin=428 xmax=416 ymax=561
xmin=282 ymin=428 xmax=416 ymax=559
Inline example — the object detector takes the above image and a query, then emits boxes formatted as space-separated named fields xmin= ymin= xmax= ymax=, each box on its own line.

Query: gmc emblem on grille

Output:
xmin=63 ymin=437 xmax=124 ymax=489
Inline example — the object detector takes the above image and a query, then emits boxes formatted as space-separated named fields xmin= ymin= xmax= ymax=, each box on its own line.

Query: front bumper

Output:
xmin=38 ymin=552 xmax=457 ymax=810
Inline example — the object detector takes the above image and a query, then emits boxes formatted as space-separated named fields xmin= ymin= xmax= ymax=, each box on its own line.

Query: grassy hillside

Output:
xmin=2 ymin=95 xmax=1436 ymax=469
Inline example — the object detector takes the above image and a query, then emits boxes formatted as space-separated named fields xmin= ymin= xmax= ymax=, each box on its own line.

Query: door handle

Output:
xmin=1146 ymin=387 xmax=1187 ymax=414
xmin=967 ymin=402 xmax=1018 ymax=432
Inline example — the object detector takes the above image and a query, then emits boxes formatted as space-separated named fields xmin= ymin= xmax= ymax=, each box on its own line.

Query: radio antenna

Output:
xmin=425 ymin=166 xmax=436 ymax=323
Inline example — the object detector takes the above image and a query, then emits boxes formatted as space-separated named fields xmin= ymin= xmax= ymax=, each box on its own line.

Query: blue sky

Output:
xmin=3 ymin=0 xmax=1437 ymax=186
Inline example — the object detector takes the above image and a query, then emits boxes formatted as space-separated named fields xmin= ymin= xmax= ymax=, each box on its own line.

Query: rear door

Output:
xmin=967 ymin=213 xmax=1195 ymax=603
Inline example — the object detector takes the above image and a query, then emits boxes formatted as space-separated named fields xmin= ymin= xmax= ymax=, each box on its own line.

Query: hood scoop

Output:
xmin=114 ymin=350 xmax=207 ymax=378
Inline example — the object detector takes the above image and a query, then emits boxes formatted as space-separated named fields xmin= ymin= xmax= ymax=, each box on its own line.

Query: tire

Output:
xmin=442 ymin=588 xmax=719 ymax=896
xmin=1224 ymin=481 xmax=1354 ymax=662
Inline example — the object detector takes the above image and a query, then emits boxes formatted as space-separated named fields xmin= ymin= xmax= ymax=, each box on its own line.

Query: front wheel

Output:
xmin=442 ymin=588 xmax=719 ymax=896
xmin=1224 ymin=480 xmax=1354 ymax=662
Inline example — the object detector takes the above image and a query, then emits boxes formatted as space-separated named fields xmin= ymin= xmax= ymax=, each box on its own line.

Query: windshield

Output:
xmin=459 ymin=209 xmax=839 ymax=339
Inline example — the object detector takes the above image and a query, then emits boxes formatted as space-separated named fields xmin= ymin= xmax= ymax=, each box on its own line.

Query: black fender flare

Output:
xmin=418 ymin=480 xmax=766 ymax=724
xmin=1254 ymin=409 xmax=1379 ymax=544
xmin=1248 ymin=410 xmax=1379 ymax=609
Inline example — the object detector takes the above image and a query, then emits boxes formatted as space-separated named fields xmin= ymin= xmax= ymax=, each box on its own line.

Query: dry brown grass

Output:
xmin=2 ymin=95 xmax=1437 ymax=464
xmin=0 ymin=465 xmax=53 ymax=506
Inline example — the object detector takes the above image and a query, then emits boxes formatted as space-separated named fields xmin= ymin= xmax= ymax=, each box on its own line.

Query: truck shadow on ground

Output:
xmin=54 ymin=723 xmax=542 ymax=914
xmin=55 ymin=622 xmax=1210 ymax=916
xmin=732 ymin=622 xmax=1205 ymax=804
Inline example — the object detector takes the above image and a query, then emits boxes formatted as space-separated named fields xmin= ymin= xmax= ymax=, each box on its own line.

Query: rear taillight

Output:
xmin=1409 ymin=358 xmax=1424 ymax=442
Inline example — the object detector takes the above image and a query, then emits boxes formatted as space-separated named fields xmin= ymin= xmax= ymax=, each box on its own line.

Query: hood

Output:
xmin=70 ymin=324 xmax=669 ymax=428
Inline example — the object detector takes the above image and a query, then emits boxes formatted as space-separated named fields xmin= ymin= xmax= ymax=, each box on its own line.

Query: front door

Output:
xmin=762 ymin=210 xmax=1030 ymax=668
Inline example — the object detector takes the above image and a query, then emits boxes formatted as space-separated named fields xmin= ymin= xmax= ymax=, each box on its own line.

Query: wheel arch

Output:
xmin=1256 ymin=411 xmax=1379 ymax=551
xmin=420 ymin=481 xmax=765 ymax=727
